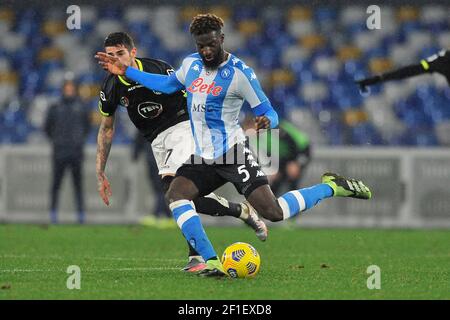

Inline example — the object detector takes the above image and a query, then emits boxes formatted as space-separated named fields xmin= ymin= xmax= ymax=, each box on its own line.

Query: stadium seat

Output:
xmin=340 ymin=6 xmax=366 ymax=26
xmin=314 ymin=56 xmax=341 ymax=80
xmin=287 ymin=20 xmax=315 ymax=38
xmin=363 ymin=96 xmax=406 ymax=143
xmin=289 ymin=108 xmax=328 ymax=145
xmin=349 ymin=122 xmax=384 ymax=146
xmin=420 ymin=5 xmax=448 ymax=25
xmin=300 ymin=81 xmax=329 ymax=105
xmin=0 ymin=5 xmax=449 ymax=146
xmin=437 ymin=31 xmax=450 ymax=49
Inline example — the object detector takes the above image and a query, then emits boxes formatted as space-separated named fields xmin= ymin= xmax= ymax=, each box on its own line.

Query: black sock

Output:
xmin=193 ymin=196 xmax=241 ymax=218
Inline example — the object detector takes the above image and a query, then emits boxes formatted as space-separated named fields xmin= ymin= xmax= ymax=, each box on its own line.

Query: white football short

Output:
xmin=151 ymin=120 xmax=195 ymax=176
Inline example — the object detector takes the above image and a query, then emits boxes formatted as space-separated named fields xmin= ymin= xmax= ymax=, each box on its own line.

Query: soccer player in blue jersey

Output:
xmin=96 ymin=13 xmax=372 ymax=277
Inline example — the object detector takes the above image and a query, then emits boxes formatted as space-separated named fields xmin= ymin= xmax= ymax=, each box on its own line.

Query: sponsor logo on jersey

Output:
xmin=120 ymin=96 xmax=129 ymax=107
xmin=187 ymin=77 xmax=223 ymax=96
xmin=191 ymin=103 xmax=215 ymax=112
xmin=99 ymin=91 xmax=106 ymax=101
xmin=127 ymin=84 xmax=144 ymax=92
xmin=137 ymin=101 xmax=163 ymax=119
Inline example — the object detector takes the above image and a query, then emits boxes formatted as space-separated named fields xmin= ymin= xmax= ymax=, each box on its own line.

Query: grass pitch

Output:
xmin=0 ymin=224 xmax=449 ymax=299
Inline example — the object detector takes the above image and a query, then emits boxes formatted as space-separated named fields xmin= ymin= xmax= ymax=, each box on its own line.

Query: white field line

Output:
xmin=0 ymin=254 xmax=185 ymax=262
xmin=0 ymin=254 xmax=185 ymax=273
xmin=0 ymin=266 xmax=181 ymax=273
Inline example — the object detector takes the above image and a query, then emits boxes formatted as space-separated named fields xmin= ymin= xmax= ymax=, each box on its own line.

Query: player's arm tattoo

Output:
xmin=96 ymin=115 xmax=115 ymax=177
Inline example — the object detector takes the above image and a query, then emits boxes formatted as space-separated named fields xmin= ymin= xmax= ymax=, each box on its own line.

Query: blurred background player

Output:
xmin=132 ymin=131 xmax=175 ymax=229
xmin=96 ymin=32 xmax=267 ymax=272
xmin=242 ymin=114 xmax=311 ymax=195
xmin=44 ymin=74 xmax=91 ymax=224
xmin=356 ymin=49 xmax=450 ymax=91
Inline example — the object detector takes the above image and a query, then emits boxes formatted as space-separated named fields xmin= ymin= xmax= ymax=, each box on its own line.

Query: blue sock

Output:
xmin=50 ymin=209 xmax=58 ymax=224
xmin=170 ymin=200 xmax=217 ymax=261
xmin=278 ymin=183 xmax=333 ymax=220
xmin=78 ymin=211 xmax=85 ymax=224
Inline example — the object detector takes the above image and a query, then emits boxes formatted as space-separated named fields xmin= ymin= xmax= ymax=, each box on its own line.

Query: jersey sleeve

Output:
xmin=125 ymin=67 xmax=184 ymax=94
xmin=98 ymin=76 xmax=118 ymax=117
xmin=174 ymin=58 xmax=190 ymax=85
xmin=175 ymin=66 xmax=185 ymax=85
xmin=235 ymin=65 xmax=269 ymax=108
xmin=174 ymin=54 xmax=200 ymax=86
xmin=158 ymin=60 xmax=186 ymax=98
xmin=421 ymin=50 xmax=449 ymax=73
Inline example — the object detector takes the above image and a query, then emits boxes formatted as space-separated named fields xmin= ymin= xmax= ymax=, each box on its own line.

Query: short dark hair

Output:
xmin=189 ymin=13 xmax=224 ymax=36
xmin=104 ymin=32 xmax=135 ymax=51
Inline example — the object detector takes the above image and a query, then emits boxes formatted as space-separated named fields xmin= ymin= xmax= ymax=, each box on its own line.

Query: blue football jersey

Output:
xmin=174 ymin=53 xmax=270 ymax=159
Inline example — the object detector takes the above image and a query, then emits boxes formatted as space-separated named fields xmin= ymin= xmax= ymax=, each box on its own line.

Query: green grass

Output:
xmin=0 ymin=224 xmax=449 ymax=299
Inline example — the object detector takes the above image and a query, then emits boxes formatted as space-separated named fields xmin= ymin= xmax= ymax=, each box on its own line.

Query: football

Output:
xmin=221 ymin=242 xmax=261 ymax=278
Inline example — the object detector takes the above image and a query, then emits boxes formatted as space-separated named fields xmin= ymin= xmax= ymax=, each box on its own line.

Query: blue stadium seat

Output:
xmin=398 ymin=128 xmax=439 ymax=146
xmin=127 ymin=21 xmax=150 ymax=36
xmin=364 ymin=47 xmax=389 ymax=60
xmin=314 ymin=7 xmax=338 ymax=24
xmin=30 ymin=35 xmax=52 ymax=50
xmin=99 ymin=6 xmax=124 ymax=19
xmin=257 ymin=47 xmax=281 ymax=69
xmin=16 ymin=10 xmax=41 ymax=37
xmin=308 ymin=100 xmax=328 ymax=114
xmin=1 ymin=5 xmax=449 ymax=146
xmin=343 ymin=60 xmax=368 ymax=78
xmin=246 ymin=34 xmax=266 ymax=55
xmin=350 ymin=123 xmax=384 ymax=146
xmin=20 ymin=71 xmax=40 ymax=98
xmin=264 ymin=19 xmax=285 ymax=40
xmin=233 ymin=6 xmax=258 ymax=22
xmin=345 ymin=22 xmax=369 ymax=36
xmin=273 ymin=33 xmax=295 ymax=50
xmin=269 ymin=85 xmax=299 ymax=118
xmin=399 ymin=21 xmax=423 ymax=38
xmin=427 ymin=21 xmax=449 ymax=34
xmin=289 ymin=58 xmax=313 ymax=77
xmin=311 ymin=46 xmax=335 ymax=60
xmin=322 ymin=120 xmax=348 ymax=145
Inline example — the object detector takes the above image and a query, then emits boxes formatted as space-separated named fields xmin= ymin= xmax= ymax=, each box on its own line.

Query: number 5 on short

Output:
xmin=238 ymin=165 xmax=250 ymax=182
